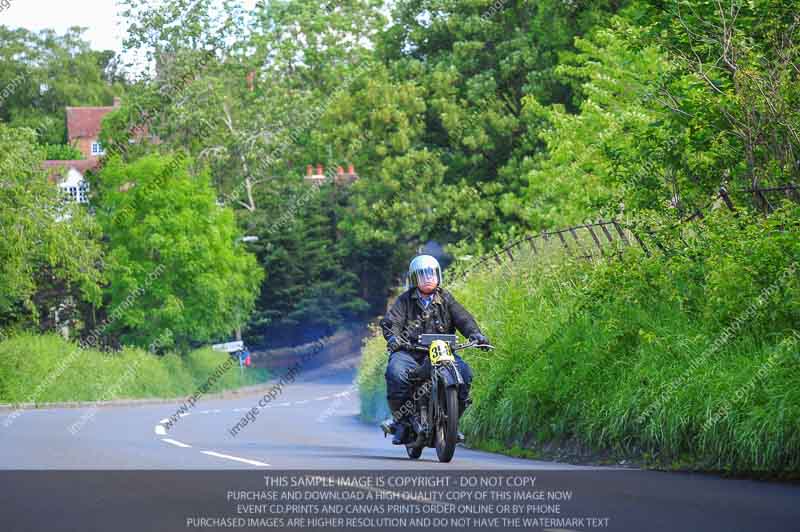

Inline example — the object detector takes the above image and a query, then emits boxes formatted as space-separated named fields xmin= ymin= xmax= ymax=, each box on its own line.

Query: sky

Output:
xmin=0 ymin=0 xmax=260 ymax=52
xmin=1 ymin=0 xmax=126 ymax=51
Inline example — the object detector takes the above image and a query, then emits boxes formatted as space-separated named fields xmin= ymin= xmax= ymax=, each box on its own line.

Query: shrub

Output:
xmin=0 ymin=333 xmax=266 ymax=404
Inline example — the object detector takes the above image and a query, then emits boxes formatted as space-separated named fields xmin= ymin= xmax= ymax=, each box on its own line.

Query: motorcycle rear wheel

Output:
xmin=435 ymin=386 xmax=459 ymax=463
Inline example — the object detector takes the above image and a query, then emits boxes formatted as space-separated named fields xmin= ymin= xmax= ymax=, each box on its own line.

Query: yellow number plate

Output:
xmin=429 ymin=339 xmax=455 ymax=364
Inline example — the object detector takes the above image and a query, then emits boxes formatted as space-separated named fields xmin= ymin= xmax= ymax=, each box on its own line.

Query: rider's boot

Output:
xmin=388 ymin=399 xmax=411 ymax=445
xmin=392 ymin=422 xmax=410 ymax=445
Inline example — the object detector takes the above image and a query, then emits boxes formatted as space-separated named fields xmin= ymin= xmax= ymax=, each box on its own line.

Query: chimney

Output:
xmin=305 ymin=163 xmax=327 ymax=185
xmin=246 ymin=70 xmax=255 ymax=92
xmin=113 ymin=96 xmax=121 ymax=108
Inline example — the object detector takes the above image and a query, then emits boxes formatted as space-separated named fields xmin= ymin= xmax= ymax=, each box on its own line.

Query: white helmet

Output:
xmin=408 ymin=255 xmax=442 ymax=288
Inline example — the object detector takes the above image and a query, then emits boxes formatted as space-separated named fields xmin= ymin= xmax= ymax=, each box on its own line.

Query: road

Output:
xmin=1 ymin=358 xmax=798 ymax=531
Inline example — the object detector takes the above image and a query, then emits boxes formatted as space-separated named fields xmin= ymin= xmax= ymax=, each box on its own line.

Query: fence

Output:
xmin=451 ymin=183 xmax=800 ymax=283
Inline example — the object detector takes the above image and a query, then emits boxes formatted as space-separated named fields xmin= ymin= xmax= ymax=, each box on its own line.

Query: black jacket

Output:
xmin=380 ymin=287 xmax=482 ymax=359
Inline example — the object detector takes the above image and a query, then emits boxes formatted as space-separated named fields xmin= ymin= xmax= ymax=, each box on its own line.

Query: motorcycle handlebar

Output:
xmin=455 ymin=341 xmax=495 ymax=351
xmin=406 ymin=341 xmax=495 ymax=352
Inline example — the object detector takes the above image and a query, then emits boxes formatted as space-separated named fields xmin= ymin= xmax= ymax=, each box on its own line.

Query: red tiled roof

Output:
xmin=66 ymin=106 xmax=116 ymax=139
xmin=42 ymin=159 xmax=101 ymax=182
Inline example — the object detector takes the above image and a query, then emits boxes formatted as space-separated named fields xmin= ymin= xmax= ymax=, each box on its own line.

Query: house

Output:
xmin=66 ymin=96 xmax=121 ymax=159
xmin=42 ymin=160 xmax=97 ymax=203
xmin=43 ymin=96 xmax=150 ymax=203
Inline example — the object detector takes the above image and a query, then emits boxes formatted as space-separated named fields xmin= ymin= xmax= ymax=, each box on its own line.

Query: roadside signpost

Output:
xmin=211 ymin=341 xmax=244 ymax=353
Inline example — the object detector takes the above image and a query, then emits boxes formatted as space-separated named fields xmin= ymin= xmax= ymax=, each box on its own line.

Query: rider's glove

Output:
xmin=469 ymin=333 xmax=491 ymax=350
xmin=387 ymin=336 xmax=408 ymax=353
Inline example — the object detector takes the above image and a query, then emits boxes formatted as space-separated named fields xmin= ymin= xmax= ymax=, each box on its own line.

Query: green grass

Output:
xmin=357 ymin=205 xmax=800 ymax=474
xmin=0 ymin=333 xmax=268 ymax=404
xmin=356 ymin=324 xmax=391 ymax=422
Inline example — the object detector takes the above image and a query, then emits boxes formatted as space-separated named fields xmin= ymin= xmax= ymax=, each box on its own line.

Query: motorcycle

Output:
xmin=382 ymin=334 xmax=494 ymax=463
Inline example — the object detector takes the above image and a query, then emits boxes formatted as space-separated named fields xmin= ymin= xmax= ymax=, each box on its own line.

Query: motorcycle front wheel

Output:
xmin=435 ymin=386 xmax=459 ymax=463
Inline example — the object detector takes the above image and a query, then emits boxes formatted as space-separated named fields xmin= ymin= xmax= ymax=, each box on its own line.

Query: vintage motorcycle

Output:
xmin=382 ymin=333 xmax=494 ymax=463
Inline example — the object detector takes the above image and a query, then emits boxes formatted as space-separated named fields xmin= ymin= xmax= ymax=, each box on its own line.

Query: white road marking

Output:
xmin=179 ymin=413 xmax=190 ymax=418
xmin=294 ymin=400 xmax=309 ymax=405
xmin=201 ymin=451 xmax=270 ymax=467
xmin=277 ymin=402 xmax=291 ymax=406
xmin=159 ymin=418 xmax=170 ymax=424
xmin=162 ymin=438 xmax=191 ymax=448
xmin=154 ymin=424 xmax=166 ymax=435
xmin=315 ymin=396 xmax=330 ymax=401
xmin=210 ymin=409 xmax=222 ymax=413
xmin=233 ymin=408 xmax=248 ymax=412
xmin=198 ymin=410 xmax=211 ymax=414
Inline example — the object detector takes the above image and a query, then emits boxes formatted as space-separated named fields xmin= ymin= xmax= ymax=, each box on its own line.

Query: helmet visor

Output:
xmin=410 ymin=265 xmax=441 ymax=288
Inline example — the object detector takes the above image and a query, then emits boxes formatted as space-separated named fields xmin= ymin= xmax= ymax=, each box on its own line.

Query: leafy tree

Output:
xmin=239 ymin=177 xmax=369 ymax=345
xmin=92 ymin=153 xmax=263 ymax=349
xmin=378 ymin=0 xmax=630 ymax=242
xmin=0 ymin=124 xmax=103 ymax=329
xmin=109 ymin=0 xmax=800 ymax=345
xmin=0 ymin=26 xmax=126 ymax=144
xmin=650 ymin=0 xmax=800 ymax=192
xmin=517 ymin=1 xmax=800 ymax=227
xmin=520 ymin=17 xmax=679 ymax=227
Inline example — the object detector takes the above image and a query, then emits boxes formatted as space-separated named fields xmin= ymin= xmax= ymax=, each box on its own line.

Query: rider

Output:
xmin=381 ymin=255 xmax=489 ymax=445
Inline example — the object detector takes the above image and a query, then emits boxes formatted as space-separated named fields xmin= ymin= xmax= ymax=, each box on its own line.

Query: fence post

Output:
xmin=569 ymin=227 xmax=591 ymax=259
xmin=629 ymin=227 xmax=651 ymax=257
xmin=527 ymin=236 xmax=538 ymax=255
xmin=754 ymin=187 xmax=773 ymax=213
xmin=599 ymin=220 xmax=615 ymax=243
xmin=719 ymin=186 xmax=736 ymax=212
xmin=585 ymin=223 xmax=604 ymax=255
xmin=556 ymin=230 xmax=571 ymax=254
xmin=612 ymin=220 xmax=630 ymax=246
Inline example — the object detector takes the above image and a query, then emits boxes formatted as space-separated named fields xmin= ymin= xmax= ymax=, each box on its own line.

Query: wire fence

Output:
xmin=452 ymin=183 xmax=800 ymax=283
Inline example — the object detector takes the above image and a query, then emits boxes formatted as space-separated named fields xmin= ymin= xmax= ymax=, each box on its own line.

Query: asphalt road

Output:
xmin=1 ymin=359 xmax=798 ymax=532
xmin=0 ymin=361 xmax=575 ymax=470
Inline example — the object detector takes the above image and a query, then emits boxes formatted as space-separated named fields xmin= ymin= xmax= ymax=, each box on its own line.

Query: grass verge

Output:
xmin=0 ymin=332 xmax=267 ymax=405
xmin=358 ymin=205 xmax=800 ymax=475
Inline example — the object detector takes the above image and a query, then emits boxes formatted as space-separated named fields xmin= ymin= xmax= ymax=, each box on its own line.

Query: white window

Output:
xmin=77 ymin=181 xmax=89 ymax=203
xmin=57 ymin=169 xmax=89 ymax=204
xmin=91 ymin=142 xmax=104 ymax=155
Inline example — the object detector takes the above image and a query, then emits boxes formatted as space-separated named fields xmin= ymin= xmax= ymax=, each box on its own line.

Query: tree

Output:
xmin=377 ymin=0 xmax=630 ymax=244
xmin=653 ymin=0 xmax=800 ymax=193
xmin=92 ymin=153 xmax=263 ymax=349
xmin=239 ymin=177 xmax=369 ymax=345
xmin=520 ymin=17 xmax=679 ymax=227
xmin=0 ymin=124 xmax=103 ymax=330
xmin=0 ymin=26 xmax=126 ymax=145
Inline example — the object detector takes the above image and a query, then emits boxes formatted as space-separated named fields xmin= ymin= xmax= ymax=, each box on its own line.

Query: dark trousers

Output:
xmin=385 ymin=350 xmax=473 ymax=404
